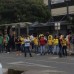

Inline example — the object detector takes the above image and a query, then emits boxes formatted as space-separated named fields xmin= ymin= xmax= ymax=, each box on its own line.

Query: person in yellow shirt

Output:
xmin=62 ymin=37 xmax=67 ymax=56
xmin=33 ymin=37 xmax=39 ymax=54
xmin=48 ymin=35 xmax=53 ymax=40
xmin=47 ymin=36 xmax=53 ymax=54
xmin=20 ymin=35 xmax=25 ymax=52
xmin=53 ymin=35 xmax=59 ymax=55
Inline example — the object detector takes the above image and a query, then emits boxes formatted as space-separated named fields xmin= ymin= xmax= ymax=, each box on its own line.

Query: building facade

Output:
xmin=48 ymin=0 xmax=74 ymax=34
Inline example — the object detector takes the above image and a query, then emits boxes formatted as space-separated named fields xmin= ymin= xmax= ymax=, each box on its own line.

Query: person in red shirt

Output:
xmin=39 ymin=36 xmax=47 ymax=55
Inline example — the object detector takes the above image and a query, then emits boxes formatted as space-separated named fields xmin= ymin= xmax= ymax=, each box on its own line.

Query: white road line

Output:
xmin=8 ymin=61 xmax=56 ymax=68
xmin=48 ymin=57 xmax=59 ymax=59
xmin=26 ymin=59 xmax=74 ymax=65
xmin=1 ymin=56 xmax=74 ymax=65
xmin=8 ymin=61 xmax=24 ymax=64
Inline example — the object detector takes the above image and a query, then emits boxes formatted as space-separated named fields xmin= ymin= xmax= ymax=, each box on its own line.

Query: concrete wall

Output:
xmin=51 ymin=6 xmax=74 ymax=16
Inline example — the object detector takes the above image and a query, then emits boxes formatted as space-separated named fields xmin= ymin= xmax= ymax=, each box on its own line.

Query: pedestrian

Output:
xmin=58 ymin=35 xmax=63 ymax=57
xmin=3 ymin=35 xmax=9 ymax=53
xmin=39 ymin=36 xmax=47 ymax=55
xmin=66 ymin=34 xmax=71 ymax=55
xmin=24 ymin=36 xmax=32 ymax=57
xmin=53 ymin=35 xmax=59 ymax=55
xmin=33 ymin=36 xmax=39 ymax=54
xmin=8 ymin=34 xmax=15 ymax=52
xmin=62 ymin=37 xmax=67 ymax=56
xmin=15 ymin=37 xmax=22 ymax=56
xmin=47 ymin=35 xmax=53 ymax=54
xmin=30 ymin=34 xmax=34 ymax=50
xmin=20 ymin=35 xmax=25 ymax=52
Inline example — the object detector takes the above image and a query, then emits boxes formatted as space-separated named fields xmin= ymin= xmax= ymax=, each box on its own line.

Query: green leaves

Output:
xmin=0 ymin=0 xmax=50 ymax=24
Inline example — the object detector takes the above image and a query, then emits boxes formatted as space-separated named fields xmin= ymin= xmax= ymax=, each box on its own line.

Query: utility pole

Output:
xmin=48 ymin=0 xmax=51 ymax=15
xmin=65 ymin=0 xmax=70 ymax=20
xmin=48 ymin=0 xmax=52 ymax=22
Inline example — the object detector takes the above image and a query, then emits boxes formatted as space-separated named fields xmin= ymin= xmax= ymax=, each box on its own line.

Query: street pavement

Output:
xmin=0 ymin=52 xmax=74 ymax=74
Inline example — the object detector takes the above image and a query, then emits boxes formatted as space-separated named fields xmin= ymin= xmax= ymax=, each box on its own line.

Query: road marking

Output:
xmin=48 ymin=57 xmax=59 ymax=59
xmin=1 ymin=56 xmax=74 ymax=65
xmin=8 ymin=61 xmax=56 ymax=68
xmin=8 ymin=61 xmax=24 ymax=64
xmin=26 ymin=59 xmax=74 ymax=65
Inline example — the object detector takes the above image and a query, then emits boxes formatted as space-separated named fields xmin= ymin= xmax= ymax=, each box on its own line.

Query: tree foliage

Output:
xmin=0 ymin=0 xmax=50 ymax=24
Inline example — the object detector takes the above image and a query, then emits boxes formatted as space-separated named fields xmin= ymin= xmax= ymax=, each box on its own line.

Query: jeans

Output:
xmin=21 ymin=44 xmax=24 ymax=52
xmin=48 ymin=45 xmax=53 ymax=54
xmin=58 ymin=45 xmax=63 ymax=57
xmin=34 ymin=45 xmax=39 ymax=54
xmin=62 ymin=46 xmax=67 ymax=56
xmin=53 ymin=45 xmax=59 ymax=54
xmin=24 ymin=46 xmax=32 ymax=57
xmin=40 ymin=45 xmax=45 ymax=55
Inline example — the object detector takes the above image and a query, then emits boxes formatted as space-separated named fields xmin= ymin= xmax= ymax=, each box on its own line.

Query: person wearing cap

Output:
xmin=47 ymin=35 xmax=53 ymax=54
xmin=39 ymin=36 xmax=47 ymax=55
xmin=53 ymin=35 xmax=59 ymax=55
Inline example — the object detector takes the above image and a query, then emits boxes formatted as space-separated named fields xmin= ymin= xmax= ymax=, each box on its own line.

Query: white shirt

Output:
xmin=24 ymin=39 xmax=31 ymax=47
xmin=30 ymin=35 xmax=34 ymax=41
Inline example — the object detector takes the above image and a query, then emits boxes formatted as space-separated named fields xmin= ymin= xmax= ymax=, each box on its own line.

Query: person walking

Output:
xmin=24 ymin=36 xmax=32 ymax=57
xmin=47 ymin=35 xmax=53 ymax=54
xmin=53 ymin=35 xmax=59 ymax=55
xmin=39 ymin=36 xmax=47 ymax=55
xmin=62 ymin=37 xmax=67 ymax=56
xmin=15 ymin=37 xmax=22 ymax=56
xmin=33 ymin=36 xmax=39 ymax=54
xmin=58 ymin=35 xmax=63 ymax=57
xmin=3 ymin=35 xmax=9 ymax=53
xmin=20 ymin=35 xmax=25 ymax=52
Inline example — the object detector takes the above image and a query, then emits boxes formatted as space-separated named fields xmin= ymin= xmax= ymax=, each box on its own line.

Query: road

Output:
xmin=0 ymin=52 xmax=74 ymax=74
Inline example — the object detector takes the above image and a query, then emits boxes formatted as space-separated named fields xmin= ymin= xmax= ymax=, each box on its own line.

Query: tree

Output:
xmin=0 ymin=0 xmax=50 ymax=24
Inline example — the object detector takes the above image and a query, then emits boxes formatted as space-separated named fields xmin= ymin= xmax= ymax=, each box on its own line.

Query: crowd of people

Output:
xmin=0 ymin=31 xmax=74 ymax=58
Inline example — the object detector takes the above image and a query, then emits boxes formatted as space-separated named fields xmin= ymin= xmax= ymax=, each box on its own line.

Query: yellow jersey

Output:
xmin=33 ymin=37 xmax=38 ymax=45
xmin=48 ymin=39 xmax=53 ymax=45
xmin=62 ymin=39 xmax=67 ymax=46
xmin=20 ymin=37 xmax=24 ymax=44
xmin=53 ymin=38 xmax=59 ymax=45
